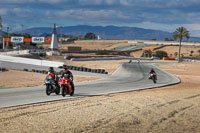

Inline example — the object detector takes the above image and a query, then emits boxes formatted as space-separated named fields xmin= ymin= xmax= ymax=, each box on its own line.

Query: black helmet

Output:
xmin=63 ymin=65 xmax=68 ymax=70
xmin=150 ymin=68 xmax=154 ymax=72
xmin=49 ymin=67 xmax=54 ymax=72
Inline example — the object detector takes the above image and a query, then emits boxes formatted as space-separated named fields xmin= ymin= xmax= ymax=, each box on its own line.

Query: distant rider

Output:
xmin=149 ymin=68 xmax=157 ymax=79
xmin=61 ymin=65 xmax=75 ymax=90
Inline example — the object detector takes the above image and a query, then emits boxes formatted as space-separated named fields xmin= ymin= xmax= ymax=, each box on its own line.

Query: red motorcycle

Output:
xmin=59 ymin=75 xmax=74 ymax=97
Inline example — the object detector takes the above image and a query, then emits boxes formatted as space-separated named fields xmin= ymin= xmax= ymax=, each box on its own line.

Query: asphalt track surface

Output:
xmin=0 ymin=62 xmax=180 ymax=108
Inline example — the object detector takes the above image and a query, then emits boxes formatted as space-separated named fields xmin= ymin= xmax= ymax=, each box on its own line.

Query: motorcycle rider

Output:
xmin=149 ymin=68 xmax=157 ymax=80
xmin=61 ymin=65 xmax=75 ymax=90
xmin=48 ymin=67 xmax=59 ymax=87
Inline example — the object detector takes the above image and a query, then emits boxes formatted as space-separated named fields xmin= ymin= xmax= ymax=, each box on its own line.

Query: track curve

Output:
xmin=0 ymin=62 xmax=180 ymax=108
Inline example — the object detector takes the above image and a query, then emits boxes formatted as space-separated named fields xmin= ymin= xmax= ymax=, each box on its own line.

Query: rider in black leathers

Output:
xmin=149 ymin=68 xmax=157 ymax=80
xmin=149 ymin=68 xmax=156 ymax=75
xmin=61 ymin=65 xmax=75 ymax=90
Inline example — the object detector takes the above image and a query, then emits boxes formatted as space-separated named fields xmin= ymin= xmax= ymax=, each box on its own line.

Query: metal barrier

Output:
xmin=0 ymin=55 xmax=64 ymax=67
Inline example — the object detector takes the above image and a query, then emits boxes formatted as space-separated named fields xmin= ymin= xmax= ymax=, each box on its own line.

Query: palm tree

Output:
xmin=190 ymin=50 xmax=194 ymax=56
xmin=173 ymin=27 xmax=190 ymax=62
xmin=198 ymin=50 xmax=200 ymax=56
xmin=174 ymin=52 xmax=178 ymax=58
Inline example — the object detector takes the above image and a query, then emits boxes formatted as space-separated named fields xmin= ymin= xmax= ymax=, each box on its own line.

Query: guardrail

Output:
xmin=0 ymin=55 xmax=64 ymax=67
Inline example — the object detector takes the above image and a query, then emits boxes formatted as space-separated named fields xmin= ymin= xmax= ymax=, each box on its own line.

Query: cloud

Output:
xmin=0 ymin=0 xmax=200 ymax=36
xmin=184 ymin=24 xmax=200 ymax=31
xmin=9 ymin=8 xmax=33 ymax=18
xmin=0 ymin=9 xmax=9 ymax=16
xmin=78 ymin=0 xmax=103 ymax=5
xmin=50 ymin=9 xmax=129 ymax=23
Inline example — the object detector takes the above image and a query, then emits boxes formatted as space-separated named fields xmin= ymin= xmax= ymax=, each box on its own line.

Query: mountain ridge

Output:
xmin=14 ymin=25 xmax=200 ymax=41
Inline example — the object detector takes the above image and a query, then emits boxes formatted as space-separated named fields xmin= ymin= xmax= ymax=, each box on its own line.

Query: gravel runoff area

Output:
xmin=0 ymin=62 xmax=200 ymax=133
xmin=0 ymin=60 xmax=127 ymax=88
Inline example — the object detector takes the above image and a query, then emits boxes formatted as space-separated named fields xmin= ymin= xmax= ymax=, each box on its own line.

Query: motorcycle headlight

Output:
xmin=45 ymin=80 xmax=50 ymax=84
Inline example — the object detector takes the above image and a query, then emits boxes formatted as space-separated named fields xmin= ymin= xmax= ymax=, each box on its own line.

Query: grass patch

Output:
xmin=96 ymin=50 xmax=110 ymax=55
xmin=0 ymin=86 xmax=13 ymax=89
xmin=183 ymin=56 xmax=200 ymax=60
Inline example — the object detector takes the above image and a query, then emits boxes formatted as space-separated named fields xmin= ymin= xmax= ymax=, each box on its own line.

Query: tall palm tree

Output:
xmin=173 ymin=27 xmax=190 ymax=62
xmin=198 ymin=49 xmax=200 ymax=56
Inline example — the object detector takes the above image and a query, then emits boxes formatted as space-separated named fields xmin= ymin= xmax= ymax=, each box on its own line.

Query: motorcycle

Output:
xmin=149 ymin=73 xmax=157 ymax=83
xmin=44 ymin=75 xmax=60 ymax=95
xmin=59 ymin=74 xmax=74 ymax=97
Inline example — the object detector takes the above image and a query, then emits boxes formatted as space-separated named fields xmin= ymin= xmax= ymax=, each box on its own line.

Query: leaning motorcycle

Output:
xmin=44 ymin=75 xmax=60 ymax=95
xmin=59 ymin=74 xmax=74 ymax=97
xmin=149 ymin=73 xmax=157 ymax=83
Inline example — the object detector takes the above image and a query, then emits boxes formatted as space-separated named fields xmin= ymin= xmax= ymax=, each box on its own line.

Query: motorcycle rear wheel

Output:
xmin=152 ymin=77 xmax=157 ymax=83
xmin=70 ymin=87 xmax=74 ymax=96
xmin=55 ymin=87 xmax=60 ymax=95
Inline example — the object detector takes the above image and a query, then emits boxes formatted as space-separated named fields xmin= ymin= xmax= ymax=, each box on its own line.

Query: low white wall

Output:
xmin=71 ymin=57 xmax=154 ymax=61
xmin=127 ymin=40 xmax=200 ymax=46
xmin=0 ymin=50 xmax=30 ymax=55
xmin=0 ymin=55 xmax=64 ymax=67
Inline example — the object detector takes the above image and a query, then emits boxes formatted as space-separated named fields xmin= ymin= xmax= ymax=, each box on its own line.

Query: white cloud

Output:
xmin=0 ymin=9 xmax=9 ymax=15
xmin=13 ymin=23 xmax=24 ymax=31
xmin=52 ymin=9 xmax=129 ymax=22
xmin=78 ymin=0 xmax=103 ymax=5
xmin=119 ymin=0 xmax=131 ymax=6
xmin=10 ymin=8 xmax=33 ymax=18
xmin=0 ymin=0 xmax=34 ymax=4
xmin=184 ymin=24 xmax=200 ymax=31
xmin=105 ymin=0 xmax=115 ymax=5
xmin=38 ymin=0 xmax=64 ymax=4
xmin=182 ymin=24 xmax=200 ymax=36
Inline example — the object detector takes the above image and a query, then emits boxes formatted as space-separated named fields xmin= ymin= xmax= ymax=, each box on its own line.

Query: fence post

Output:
xmin=3 ymin=38 xmax=4 ymax=50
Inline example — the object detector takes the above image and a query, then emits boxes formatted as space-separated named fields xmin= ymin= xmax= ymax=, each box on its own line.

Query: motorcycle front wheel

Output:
xmin=62 ymin=86 xmax=66 ymax=97
xmin=46 ymin=85 xmax=51 ymax=96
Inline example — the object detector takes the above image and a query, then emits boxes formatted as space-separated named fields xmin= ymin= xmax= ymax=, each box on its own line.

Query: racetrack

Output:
xmin=0 ymin=62 xmax=180 ymax=108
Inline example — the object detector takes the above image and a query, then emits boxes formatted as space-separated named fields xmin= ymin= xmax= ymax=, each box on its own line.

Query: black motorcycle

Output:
xmin=44 ymin=75 xmax=60 ymax=95
xmin=149 ymin=73 xmax=157 ymax=83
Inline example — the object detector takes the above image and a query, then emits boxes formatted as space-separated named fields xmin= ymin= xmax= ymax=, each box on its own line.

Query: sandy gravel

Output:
xmin=40 ymin=41 xmax=119 ymax=50
xmin=130 ymin=45 xmax=200 ymax=58
xmin=0 ymin=62 xmax=200 ymax=133
xmin=0 ymin=70 xmax=101 ymax=88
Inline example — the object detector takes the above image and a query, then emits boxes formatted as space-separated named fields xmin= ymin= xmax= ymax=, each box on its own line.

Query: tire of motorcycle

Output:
xmin=70 ymin=87 xmax=74 ymax=96
xmin=152 ymin=77 xmax=156 ymax=83
xmin=55 ymin=87 xmax=60 ymax=95
xmin=62 ymin=86 xmax=66 ymax=97
xmin=46 ymin=85 xmax=51 ymax=96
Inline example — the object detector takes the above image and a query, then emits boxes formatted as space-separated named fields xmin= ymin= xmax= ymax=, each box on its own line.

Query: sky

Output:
xmin=0 ymin=0 xmax=200 ymax=37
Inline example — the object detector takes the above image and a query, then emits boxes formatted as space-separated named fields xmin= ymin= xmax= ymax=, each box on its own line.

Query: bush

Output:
xmin=67 ymin=37 xmax=78 ymax=42
xmin=155 ymin=51 xmax=168 ymax=59
xmin=39 ymin=53 xmax=46 ymax=58
xmin=96 ymin=50 xmax=109 ymax=55
xmin=141 ymin=50 xmax=152 ymax=57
